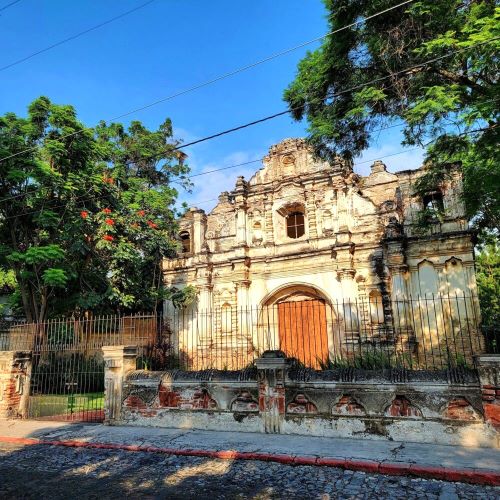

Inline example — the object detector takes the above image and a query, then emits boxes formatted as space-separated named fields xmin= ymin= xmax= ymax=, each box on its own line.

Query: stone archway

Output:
xmin=262 ymin=285 xmax=330 ymax=369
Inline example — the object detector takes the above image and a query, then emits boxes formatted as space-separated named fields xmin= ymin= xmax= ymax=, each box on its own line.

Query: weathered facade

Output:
xmin=163 ymin=138 xmax=481 ymax=369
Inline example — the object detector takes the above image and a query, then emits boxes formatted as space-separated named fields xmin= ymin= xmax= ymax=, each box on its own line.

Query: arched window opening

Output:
xmin=286 ymin=211 xmax=305 ymax=239
xmin=422 ymin=191 xmax=444 ymax=212
xmin=179 ymin=231 xmax=191 ymax=253
xmin=369 ymin=290 xmax=384 ymax=324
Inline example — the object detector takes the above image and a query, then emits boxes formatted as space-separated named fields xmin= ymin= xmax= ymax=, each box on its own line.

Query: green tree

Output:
xmin=0 ymin=97 xmax=192 ymax=322
xmin=475 ymin=242 xmax=500 ymax=327
xmin=284 ymin=0 xmax=499 ymax=233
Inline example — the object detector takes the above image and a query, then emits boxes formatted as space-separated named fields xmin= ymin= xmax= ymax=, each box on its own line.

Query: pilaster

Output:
xmin=255 ymin=350 xmax=288 ymax=434
xmin=102 ymin=346 xmax=138 ymax=425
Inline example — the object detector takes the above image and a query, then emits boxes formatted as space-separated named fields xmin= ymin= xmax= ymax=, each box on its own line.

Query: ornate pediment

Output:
xmin=248 ymin=138 xmax=334 ymax=186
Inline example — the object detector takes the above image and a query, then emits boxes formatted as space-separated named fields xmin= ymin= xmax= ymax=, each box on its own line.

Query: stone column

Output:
xmin=234 ymin=176 xmax=248 ymax=249
xmin=304 ymin=182 xmax=318 ymax=239
xmin=337 ymin=268 xmax=359 ymax=343
xmin=255 ymin=350 xmax=288 ymax=434
xmin=0 ymin=351 xmax=32 ymax=419
xmin=476 ymin=354 xmax=500 ymax=429
xmin=192 ymin=209 xmax=206 ymax=255
xmin=102 ymin=346 xmax=137 ymax=425
xmin=390 ymin=265 xmax=413 ymax=343
xmin=264 ymin=199 xmax=274 ymax=246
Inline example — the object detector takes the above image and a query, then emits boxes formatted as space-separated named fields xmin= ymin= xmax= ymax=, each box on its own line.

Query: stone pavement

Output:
xmin=0 ymin=420 xmax=498 ymax=498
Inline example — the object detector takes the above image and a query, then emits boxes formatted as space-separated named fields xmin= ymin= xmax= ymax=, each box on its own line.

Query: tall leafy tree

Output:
xmin=284 ymin=0 xmax=499 ymax=233
xmin=0 ymin=97 xmax=191 ymax=322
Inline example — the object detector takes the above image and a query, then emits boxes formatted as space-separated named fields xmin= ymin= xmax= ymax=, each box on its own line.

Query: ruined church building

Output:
xmin=163 ymin=138 xmax=480 ymax=369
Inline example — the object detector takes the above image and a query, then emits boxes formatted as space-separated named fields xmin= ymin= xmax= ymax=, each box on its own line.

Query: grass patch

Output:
xmin=29 ymin=392 xmax=104 ymax=417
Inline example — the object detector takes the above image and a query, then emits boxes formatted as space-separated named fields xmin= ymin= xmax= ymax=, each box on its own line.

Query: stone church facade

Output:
xmin=163 ymin=139 xmax=480 ymax=369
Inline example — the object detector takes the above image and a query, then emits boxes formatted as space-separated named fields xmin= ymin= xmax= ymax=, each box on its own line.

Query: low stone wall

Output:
xmin=121 ymin=368 xmax=261 ymax=433
xmin=105 ymin=349 xmax=499 ymax=447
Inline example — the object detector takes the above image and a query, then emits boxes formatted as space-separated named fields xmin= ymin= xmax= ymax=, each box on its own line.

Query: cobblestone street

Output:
xmin=0 ymin=443 xmax=498 ymax=499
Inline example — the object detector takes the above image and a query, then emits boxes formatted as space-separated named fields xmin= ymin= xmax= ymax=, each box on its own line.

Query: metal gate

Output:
xmin=1 ymin=315 xmax=157 ymax=422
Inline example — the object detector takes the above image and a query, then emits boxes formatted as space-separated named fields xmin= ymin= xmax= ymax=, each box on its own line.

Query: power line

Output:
xmin=105 ymin=0 xmax=416 ymax=122
xmin=184 ymin=126 xmax=492 ymax=210
xmin=0 ymin=0 xmax=156 ymax=72
xmin=3 ymin=126 xmax=484 ymax=221
xmin=187 ymin=122 xmax=408 ymax=179
xmin=0 ymin=0 xmax=21 ymax=13
xmin=176 ymin=37 xmax=499 ymax=151
xmin=0 ymin=0 xmax=416 ymax=163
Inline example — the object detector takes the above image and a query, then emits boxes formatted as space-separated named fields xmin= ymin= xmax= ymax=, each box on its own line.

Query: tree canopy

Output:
xmin=284 ymin=0 xmax=499 ymax=234
xmin=0 ymin=96 xmax=192 ymax=322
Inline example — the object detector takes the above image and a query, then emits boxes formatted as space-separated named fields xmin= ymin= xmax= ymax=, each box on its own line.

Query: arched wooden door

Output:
xmin=277 ymin=299 xmax=328 ymax=369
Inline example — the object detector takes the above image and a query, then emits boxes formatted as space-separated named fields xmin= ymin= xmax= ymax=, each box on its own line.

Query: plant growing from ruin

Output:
xmin=284 ymin=1 xmax=499 ymax=236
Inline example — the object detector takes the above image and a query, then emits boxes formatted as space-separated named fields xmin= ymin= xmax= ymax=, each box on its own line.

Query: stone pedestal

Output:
xmin=102 ymin=346 xmax=137 ymax=425
xmin=0 ymin=351 xmax=32 ymax=419
xmin=255 ymin=350 xmax=288 ymax=434
xmin=476 ymin=354 xmax=500 ymax=429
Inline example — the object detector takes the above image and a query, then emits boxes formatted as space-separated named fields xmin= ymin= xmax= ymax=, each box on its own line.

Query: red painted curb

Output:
xmin=0 ymin=435 xmax=498 ymax=486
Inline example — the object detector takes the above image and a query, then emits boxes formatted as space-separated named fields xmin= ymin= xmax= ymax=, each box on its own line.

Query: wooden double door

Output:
xmin=277 ymin=299 xmax=329 ymax=369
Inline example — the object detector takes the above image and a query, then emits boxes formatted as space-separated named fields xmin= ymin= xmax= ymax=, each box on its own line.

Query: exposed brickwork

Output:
xmin=231 ymin=391 xmax=258 ymax=412
xmin=476 ymin=355 xmax=500 ymax=429
xmin=481 ymin=385 xmax=500 ymax=427
xmin=333 ymin=395 xmax=365 ymax=416
xmin=0 ymin=352 xmax=31 ymax=419
xmin=158 ymin=386 xmax=217 ymax=410
xmin=123 ymin=395 xmax=147 ymax=410
xmin=443 ymin=398 xmax=480 ymax=421
xmin=385 ymin=396 xmax=422 ymax=417
xmin=287 ymin=393 xmax=318 ymax=414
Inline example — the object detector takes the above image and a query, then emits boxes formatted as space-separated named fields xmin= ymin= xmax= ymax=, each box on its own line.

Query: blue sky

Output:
xmin=0 ymin=0 xmax=423 ymax=211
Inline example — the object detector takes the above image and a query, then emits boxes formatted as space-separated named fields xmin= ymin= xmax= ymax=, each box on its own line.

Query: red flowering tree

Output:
xmin=0 ymin=97 xmax=193 ymax=321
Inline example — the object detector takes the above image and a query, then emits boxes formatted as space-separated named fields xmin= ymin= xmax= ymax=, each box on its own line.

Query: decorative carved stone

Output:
xmin=287 ymin=393 xmax=318 ymax=414
xmin=231 ymin=391 xmax=259 ymax=412
xmin=333 ymin=395 xmax=365 ymax=416
xmin=385 ymin=396 xmax=422 ymax=418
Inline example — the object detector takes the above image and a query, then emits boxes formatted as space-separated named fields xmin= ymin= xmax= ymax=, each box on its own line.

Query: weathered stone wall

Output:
xmin=0 ymin=351 xmax=31 ymax=419
xmin=162 ymin=138 xmax=480 ymax=369
xmin=109 ymin=350 xmax=499 ymax=448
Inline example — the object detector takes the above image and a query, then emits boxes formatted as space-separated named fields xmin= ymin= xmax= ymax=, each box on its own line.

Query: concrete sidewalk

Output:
xmin=0 ymin=420 xmax=498 ymax=485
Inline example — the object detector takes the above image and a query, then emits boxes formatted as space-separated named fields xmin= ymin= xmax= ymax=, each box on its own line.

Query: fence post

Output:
xmin=476 ymin=354 xmax=500 ymax=429
xmin=255 ymin=350 xmax=288 ymax=434
xmin=0 ymin=351 xmax=32 ymax=419
xmin=102 ymin=346 xmax=137 ymax=425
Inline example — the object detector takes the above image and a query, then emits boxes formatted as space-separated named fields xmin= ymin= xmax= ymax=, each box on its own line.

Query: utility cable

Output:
xmin=0 ymin=0 xmax=21 ymax=13
xmin=0 ymin=0 xmax=156 ymax=72
xmin=176 ymin=37 xmax=499 ymax=151
xmin=0 ymin=0 xmax=416 ymax=161
xmin=0 ymin=126 xmax=488 ymax=221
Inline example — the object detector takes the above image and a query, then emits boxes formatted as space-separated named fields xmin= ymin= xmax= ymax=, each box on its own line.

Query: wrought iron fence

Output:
xmin=0 ymin=313 xmax=158 ymax=422
xmin=0 ymin=294 xmax=496 ymax=420
xmin=159 ymin=294 xmax=489 ymax=371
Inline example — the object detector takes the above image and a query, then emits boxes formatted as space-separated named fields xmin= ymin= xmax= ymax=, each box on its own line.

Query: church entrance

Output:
xmin=277 ymin=298 xmax=329 ymax=369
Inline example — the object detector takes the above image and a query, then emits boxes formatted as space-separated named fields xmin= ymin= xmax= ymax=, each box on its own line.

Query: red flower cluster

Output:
xmin=80 ymin=211 xmax=88 ymax=219
xmin=147 ymin=220 xmax=158 ymax=229
xmin=103 ymin=235 xmax=114 ymax=242
xmin=103 ymin=208 xmax=112 ymax=214
xmin=105 ymin=218 xmax=115 ymax=226
xmin=103 ymin=175 xmax=114 ymax=185
xmin=137 ymin=210 xmax=146 ymax=217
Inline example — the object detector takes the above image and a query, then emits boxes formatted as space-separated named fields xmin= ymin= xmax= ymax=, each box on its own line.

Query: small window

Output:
xmin=286 ymin=212 xmax=305 ymax=239
xmin=422 ymin=192 xmax=444 ymax=212
xmin=179 ymin=231 xmax=191 ymax=253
